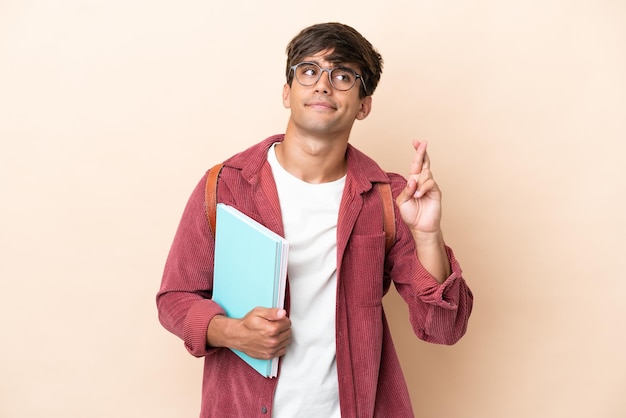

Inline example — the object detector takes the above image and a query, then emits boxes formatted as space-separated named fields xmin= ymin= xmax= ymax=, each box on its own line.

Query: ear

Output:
xmin=282 ymin=83 xmax=291 ymax=109
xmin=355 ymin=96 xmax=372 ymax=120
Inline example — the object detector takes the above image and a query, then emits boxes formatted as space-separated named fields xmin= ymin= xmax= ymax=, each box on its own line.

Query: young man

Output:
xmin=157 ymin=22 xmax=473 ymax=417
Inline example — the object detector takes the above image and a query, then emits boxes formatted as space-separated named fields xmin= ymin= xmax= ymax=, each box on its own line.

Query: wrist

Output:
xmin=411 ymin=229 xmax=444 ymax=246
xmin=206 ymin=314 xmax=234 ymax=348
xmin=410 ymin=229 xmax=450 ymax=283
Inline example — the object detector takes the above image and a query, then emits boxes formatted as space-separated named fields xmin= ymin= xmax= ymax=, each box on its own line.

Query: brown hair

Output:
xmin=285 ymin=22 xmax=384 ymax=98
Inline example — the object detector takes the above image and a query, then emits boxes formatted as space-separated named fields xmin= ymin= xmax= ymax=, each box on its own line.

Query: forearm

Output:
xmin=411 ymin=229 xmax=451 ymax=284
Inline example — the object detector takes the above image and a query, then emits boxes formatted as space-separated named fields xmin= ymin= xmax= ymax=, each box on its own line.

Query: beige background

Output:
xmin=1 ymin=1 xmax=625 ymax=417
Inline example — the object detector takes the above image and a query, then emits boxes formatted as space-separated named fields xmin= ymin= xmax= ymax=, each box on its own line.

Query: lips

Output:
xmin=306 ymin=99 xmax=337 ymax=110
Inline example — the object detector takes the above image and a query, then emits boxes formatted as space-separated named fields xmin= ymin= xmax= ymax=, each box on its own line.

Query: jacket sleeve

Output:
xmin=156 ymin=173 xmax=226 ymax=357
xmin=386 ymin=174 xmax=474 ymax=345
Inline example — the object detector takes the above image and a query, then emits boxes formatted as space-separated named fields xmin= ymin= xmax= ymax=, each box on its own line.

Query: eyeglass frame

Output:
xmin=289 ymin=61 xmax=368 ymax=95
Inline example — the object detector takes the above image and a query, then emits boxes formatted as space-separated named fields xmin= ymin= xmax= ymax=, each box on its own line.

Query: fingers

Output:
xmin=415 ymin=179 xmax=436 ymax=199
xmin=240 ymin=307 xmax=292 ymax=359
xmin=397 ymin=169 xmax=436 ymax=207
xmin=423 ymin=151 xmax=431 ymax=170
xmin=404 ymin=140 xmax=438 ymax=198
xmin=410 ymin=140 xmax=430 ymax=175
xmin=413 ymin=168 xmax=437 ymax=198
xmin=254 ymin=323 xmax=291 ymax=359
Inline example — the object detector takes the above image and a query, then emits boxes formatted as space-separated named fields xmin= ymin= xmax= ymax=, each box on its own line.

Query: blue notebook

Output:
xmin=212 ymin=203 xmax=289 ymax=378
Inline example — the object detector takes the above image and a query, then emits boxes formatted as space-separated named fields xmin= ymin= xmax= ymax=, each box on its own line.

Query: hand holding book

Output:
xmin=206 ymin=307 xmax=291 ymax=360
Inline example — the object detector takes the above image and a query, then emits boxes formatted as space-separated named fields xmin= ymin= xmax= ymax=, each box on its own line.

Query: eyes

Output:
xmin=291 ymin=61 xmax=363 ymax=91
xmin=298 ymin=64 xmax=355 ymax=85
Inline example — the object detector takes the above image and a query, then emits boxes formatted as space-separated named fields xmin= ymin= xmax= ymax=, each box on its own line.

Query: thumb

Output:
xmin=396 ymin=177 xmax=418 ymax=206
xmin=256 ymin=307 xmax=287 ymax=321
xmin=272 ymin=308 xmax=287 ymax=319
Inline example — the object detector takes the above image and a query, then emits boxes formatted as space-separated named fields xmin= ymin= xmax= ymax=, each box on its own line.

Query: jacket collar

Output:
xmin=224 ymin=134 xmax=390 ymax=193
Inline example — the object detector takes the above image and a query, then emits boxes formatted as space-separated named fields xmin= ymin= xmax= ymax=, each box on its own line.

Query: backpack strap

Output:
xmin=376 ymin=182 xmax=396 ymax=254
xmin=205 ymin=163 xmax=224 ymax=237
xmin=205 ymin=163 xmax=396 ymax=254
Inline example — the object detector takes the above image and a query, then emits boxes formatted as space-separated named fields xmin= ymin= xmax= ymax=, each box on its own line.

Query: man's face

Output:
xmin=283 ymin=50 xmax=372 ymax=138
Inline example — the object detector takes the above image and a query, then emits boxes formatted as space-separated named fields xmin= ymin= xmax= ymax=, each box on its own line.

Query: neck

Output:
xmin=276 ymin=129 xmax=349 ymax=184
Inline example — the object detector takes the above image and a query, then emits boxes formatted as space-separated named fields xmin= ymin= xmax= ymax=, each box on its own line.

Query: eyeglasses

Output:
xmin=290 ymin=62 xmax=367 ymax=94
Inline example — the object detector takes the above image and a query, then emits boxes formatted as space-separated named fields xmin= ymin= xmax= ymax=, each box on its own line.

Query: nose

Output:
xmin=314 ymin=68 xmax=333 ymax=94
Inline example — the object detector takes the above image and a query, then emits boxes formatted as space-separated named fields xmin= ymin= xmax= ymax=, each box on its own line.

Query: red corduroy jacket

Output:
xmin=157 ymin=134 xmax=473 ymax=417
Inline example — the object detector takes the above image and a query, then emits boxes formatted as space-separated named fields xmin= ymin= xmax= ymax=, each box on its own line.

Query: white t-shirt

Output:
xmin=268 ymin=144 xmax=344 ymax=418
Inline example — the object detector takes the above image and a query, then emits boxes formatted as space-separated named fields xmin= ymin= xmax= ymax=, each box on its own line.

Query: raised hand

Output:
xmin=395 ymin=140 xmax=450 ymax=282
xmin=395 ymin=140 xmax=443 ymax=235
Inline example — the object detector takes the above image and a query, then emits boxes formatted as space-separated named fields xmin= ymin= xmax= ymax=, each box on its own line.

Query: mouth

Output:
xmin=306 ymin=100 xmax=337 ymax=111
